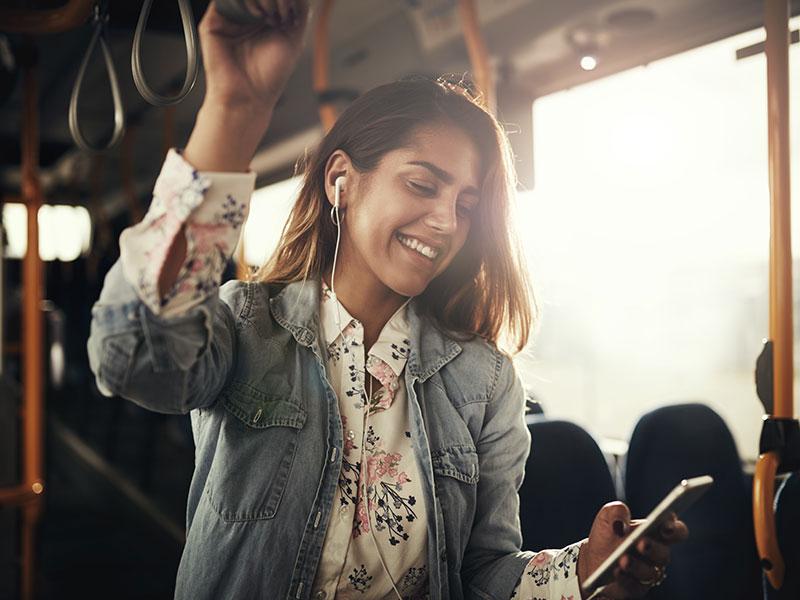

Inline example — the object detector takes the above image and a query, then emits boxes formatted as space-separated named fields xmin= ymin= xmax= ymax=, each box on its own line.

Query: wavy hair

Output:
xmin=253 ymin=76 xmax=536 ymax=354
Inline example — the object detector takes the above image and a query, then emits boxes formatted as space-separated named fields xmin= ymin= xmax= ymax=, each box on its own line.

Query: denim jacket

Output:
xmin=87 ymin=241 xmax=587 ymax=600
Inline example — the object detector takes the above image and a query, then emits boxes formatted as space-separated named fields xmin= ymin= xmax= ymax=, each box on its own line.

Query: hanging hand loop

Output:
xmin=68 ymin=2 xmax=126 ymax=152
xmin=132 ymin=0 xmax=199 ymax=107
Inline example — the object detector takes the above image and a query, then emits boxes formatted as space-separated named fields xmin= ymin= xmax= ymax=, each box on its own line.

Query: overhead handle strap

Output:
xmin=132 ymin=0 xmax=199 ymax=107
xmin=68 ymin=2 xmax=125 ymax=152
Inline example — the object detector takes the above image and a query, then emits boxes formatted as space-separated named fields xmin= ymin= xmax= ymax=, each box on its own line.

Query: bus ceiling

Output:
xmin=1 ymin=0 xmax=799 ymax=208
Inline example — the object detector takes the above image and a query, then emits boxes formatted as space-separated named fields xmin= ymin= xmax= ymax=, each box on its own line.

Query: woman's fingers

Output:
xmin=612 ymin=565 xmax=654 ymax=598
xmin=658 ymin=512 xmax=690 ymax=543
xmin=635 ymin=536 xmax=670 ymax=566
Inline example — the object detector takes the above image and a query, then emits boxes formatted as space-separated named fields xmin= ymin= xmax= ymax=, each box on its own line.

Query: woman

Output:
xmin=87 ymin=2 xmax=687 ymax=599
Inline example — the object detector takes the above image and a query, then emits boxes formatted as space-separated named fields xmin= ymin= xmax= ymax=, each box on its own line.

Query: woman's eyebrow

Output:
xmin=406 ymin=160 xmax=480 ymax=197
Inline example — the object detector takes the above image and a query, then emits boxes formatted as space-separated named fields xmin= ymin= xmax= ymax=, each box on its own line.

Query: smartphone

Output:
xmin=581 ymin=475 xmax=714 ymax=594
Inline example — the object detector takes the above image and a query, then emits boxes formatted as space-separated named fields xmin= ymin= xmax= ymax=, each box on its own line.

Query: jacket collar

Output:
xmin=268 ymin=276 xmax=461 ymax=382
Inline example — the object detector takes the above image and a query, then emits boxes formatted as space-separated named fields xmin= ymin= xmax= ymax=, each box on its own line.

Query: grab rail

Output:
xmin=753 ymin=0 xmax=794 ymax=591
xmin=458 ymin=0 xmax=495 ymax=114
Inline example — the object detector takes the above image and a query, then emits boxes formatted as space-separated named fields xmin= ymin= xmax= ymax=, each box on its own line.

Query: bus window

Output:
xmin=515 ymin=17 xmax=800 ymax=463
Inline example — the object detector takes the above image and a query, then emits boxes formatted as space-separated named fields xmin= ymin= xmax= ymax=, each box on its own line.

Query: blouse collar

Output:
xmin=320 ymin=279 xmax=412 ymax=377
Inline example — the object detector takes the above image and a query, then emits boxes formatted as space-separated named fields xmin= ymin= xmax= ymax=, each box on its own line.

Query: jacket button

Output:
xmin=314 ymin=591 xmax=327 ymax=599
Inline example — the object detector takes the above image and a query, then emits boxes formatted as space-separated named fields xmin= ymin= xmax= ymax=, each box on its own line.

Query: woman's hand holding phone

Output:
xmin=185 ymin=0 xmax=310 ymax=172
xmin=576 ymin=502 xmax=689 ymax=599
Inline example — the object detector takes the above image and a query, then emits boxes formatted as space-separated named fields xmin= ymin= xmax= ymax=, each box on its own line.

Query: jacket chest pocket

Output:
xmin=206 ymin=383 xmax=307 ymax=523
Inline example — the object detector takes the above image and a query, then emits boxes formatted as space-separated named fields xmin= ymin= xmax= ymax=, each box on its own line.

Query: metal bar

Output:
xmin=20 ymin=47 xmax=45 ymax=600
xmin=735 ymin=29 xmax=799 ymax=60
xmin=458 ymin=0 xmax=496 ymax=115
xmin=312 ymin=0 xmax=337 ymax=132
xmin=765 ymin=2 xmax=792 ymax=420
xmin=50 ymin=417 xmax=185 ymax=544
xmin=754 ymin=0 xmax=793 ymax=591
xmin=0 ymin=0 xmax=94 ymax=34
xmin=754 ymin=451 xmax=784 ymax=587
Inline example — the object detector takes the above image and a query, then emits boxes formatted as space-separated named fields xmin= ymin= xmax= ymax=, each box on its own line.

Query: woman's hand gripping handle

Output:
xmin=158 ymin=0 xmax=309 ymax=297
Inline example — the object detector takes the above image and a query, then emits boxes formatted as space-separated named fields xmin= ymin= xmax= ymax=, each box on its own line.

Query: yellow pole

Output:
xmin=458 ymin=0 xmax=496 ymax=115
xmin=313 ymin=0 xmax=337 ymax=132
xmin=20 ymin=49 xmax=45 ymax=600
xmin=754 ymin=0 xmax=792 ymax=590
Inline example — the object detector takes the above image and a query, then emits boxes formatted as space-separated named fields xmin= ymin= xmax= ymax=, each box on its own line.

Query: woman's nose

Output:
xmin=423 ymin=197 xmax=458 ymax=234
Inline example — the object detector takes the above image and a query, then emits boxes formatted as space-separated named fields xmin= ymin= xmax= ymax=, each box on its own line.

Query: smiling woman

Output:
xmin=86 ymin=1 xmax=688 ymax=599
xmin=256 ymin=77 xmax=532 ymax=354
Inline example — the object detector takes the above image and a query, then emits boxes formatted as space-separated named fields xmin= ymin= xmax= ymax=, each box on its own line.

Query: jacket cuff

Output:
xmin=120 ymin=148 xmax=255 ymax=317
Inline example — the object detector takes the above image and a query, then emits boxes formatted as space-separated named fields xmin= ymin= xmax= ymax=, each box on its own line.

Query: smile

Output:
xmin=396 ymin=233 xmax=440 ymax=260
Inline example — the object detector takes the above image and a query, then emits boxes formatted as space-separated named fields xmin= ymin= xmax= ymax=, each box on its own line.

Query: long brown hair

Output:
xmin=253 ymin=76 xmax=536 ymax=354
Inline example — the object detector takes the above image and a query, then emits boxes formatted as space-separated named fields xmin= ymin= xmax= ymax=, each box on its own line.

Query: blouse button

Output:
xmin=347 ymin=430 xmax=355 ymax=440
xmin=389 ymin=380 xmax=399 ymax=391
xmin=314 ymin=591 xmax=327 ymax=600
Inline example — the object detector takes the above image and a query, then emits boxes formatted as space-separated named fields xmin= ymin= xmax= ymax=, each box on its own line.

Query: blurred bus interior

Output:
xmin=1 ymin=0 xmax=799 ymax=598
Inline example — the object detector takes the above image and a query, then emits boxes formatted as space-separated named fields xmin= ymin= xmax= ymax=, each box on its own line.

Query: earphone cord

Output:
xmin=330 ymin=197 xmax=402 ymax=599
xmin=362 ymin=377 xmax=404 ymax=600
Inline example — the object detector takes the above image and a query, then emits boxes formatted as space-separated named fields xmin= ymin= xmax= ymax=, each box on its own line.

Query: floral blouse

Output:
xmin=118 ymin=149 xmax=583 ymax=600
xmin=311 ymin=279 xmax=428 ymax=599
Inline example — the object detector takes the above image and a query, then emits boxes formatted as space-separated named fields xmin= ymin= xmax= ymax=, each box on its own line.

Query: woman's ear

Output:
xmin=324 ymin=150 xmax=354 ymax=210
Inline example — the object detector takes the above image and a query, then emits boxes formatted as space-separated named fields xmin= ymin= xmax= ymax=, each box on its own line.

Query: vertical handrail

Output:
xmin=0 ymin=41 xmax=48 ymax=600
xmin=20 ymin=44 xmax=45 ymax=600
xmin=458 ymin=0 xmax=496 ymax=115
xmin=754 ymin=0 xmax=793 ymax=590
xmin=312 ymin=0 xmax=337 ymax=132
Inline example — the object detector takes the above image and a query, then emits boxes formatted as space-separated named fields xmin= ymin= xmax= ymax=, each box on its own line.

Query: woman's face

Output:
xmin=331 ymin=122 xmax=482 ymax=298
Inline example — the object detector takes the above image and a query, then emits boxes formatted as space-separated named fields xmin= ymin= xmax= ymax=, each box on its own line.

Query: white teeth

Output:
xmin=397 ymin=234 xmax=439 ymax=260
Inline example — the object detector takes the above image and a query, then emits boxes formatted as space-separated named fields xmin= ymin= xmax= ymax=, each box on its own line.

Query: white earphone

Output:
xmin=329 ymin=176 xmax=346 ymax=332
xmin=334 ymin=175 xmax=345 ymax=209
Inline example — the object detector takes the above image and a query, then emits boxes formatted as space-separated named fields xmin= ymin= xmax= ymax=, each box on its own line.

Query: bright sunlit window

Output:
xmin=514 ymin=20 xmax=800 ymax=461
xmin=240 ymin=176 xmax=303 ymax=268
xmin=3 ymin=203 xmax=92 ymax=261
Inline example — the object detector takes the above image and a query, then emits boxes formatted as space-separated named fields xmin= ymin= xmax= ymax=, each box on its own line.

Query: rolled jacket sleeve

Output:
xmin=87 ymin=149 xmax=256 ymax=412
xmin=119 ymin=149 xmax=255 ymax=318
xmin=462 ymin=354 xmax=584 ymax=600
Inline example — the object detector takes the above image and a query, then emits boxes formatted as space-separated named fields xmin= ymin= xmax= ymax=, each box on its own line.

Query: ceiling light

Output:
xmin=580 ymin=55 xmax=598 ymax=71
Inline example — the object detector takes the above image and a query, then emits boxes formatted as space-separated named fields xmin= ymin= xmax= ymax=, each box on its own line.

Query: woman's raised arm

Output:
xmin=87 ymin=1 xmax=309 ymax=412
xmin=159 ymin=1 xmax=309 ymax=295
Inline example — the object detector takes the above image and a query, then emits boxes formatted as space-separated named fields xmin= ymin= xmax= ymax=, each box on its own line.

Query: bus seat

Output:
xmin=765 ymin=471 xmax=800 ymax=599
xmin=625 ymin=403 xmax=761 ymax=600
xmin=520 ymin=420 xmax=616 ymax=551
